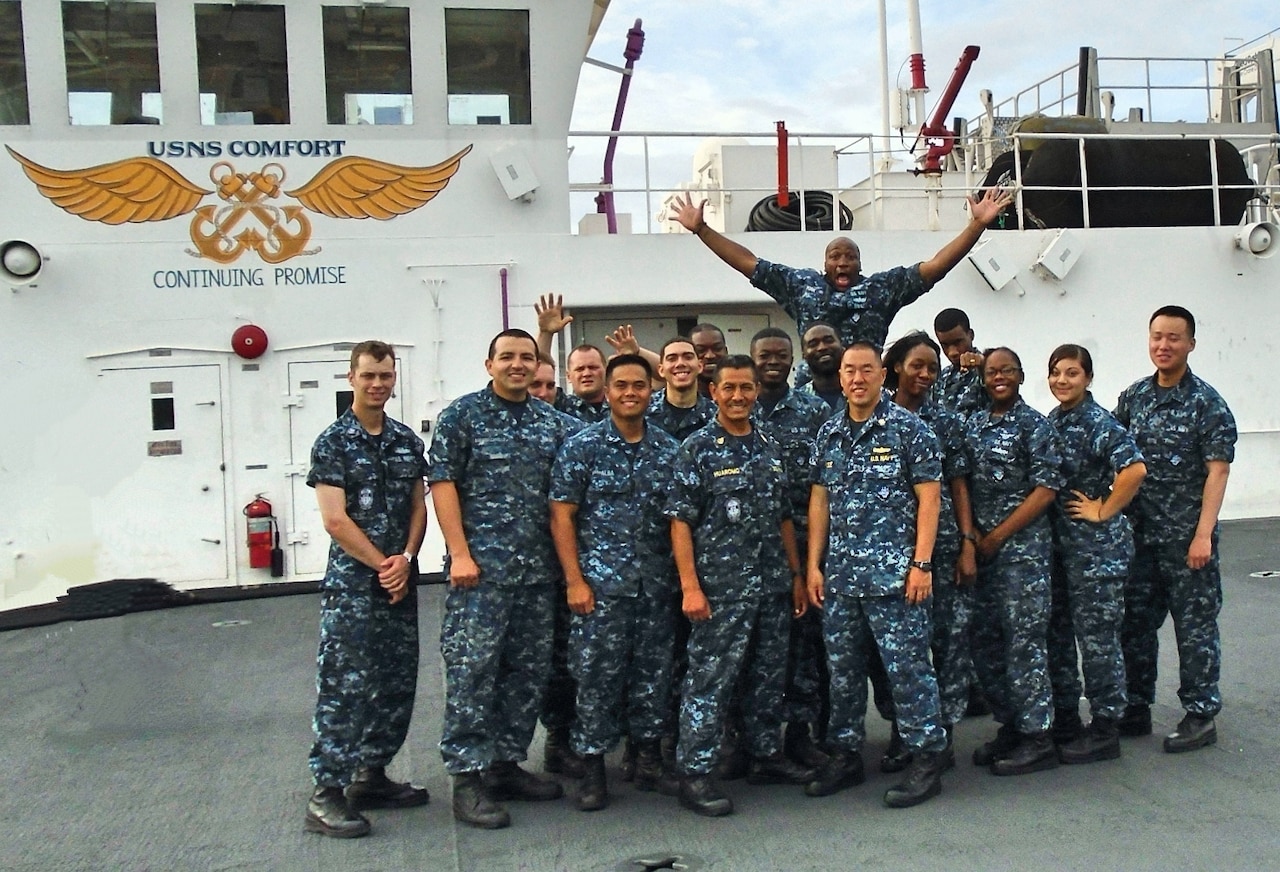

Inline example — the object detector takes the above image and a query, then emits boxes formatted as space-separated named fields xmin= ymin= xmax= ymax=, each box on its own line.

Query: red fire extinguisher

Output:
xmin=243 ymin=495 xmax=276 ymax=570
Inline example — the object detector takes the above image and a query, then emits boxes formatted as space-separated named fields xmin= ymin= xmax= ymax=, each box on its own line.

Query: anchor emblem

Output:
xmin=6 ymin=144 xmax=473 ymax=265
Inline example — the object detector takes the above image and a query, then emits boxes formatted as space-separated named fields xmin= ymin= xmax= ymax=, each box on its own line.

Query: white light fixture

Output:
xmin=967 ymin=239 xmax=1016 ymax=291
xmin=1033 ymin=229 xmax=1082 ymax=283
xmin=1 ymin=240 xmax=46 ymax=289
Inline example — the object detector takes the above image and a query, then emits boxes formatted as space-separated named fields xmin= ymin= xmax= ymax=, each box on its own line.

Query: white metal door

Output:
xmin=91 ymin=364 xmax=229 ymax=583
xmin=286 ymin=358 xmax=405 ymax=576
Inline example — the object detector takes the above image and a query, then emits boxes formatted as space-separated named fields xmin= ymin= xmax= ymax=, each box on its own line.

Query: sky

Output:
xmin=568 ymin=1 xmax=1277 ymax=229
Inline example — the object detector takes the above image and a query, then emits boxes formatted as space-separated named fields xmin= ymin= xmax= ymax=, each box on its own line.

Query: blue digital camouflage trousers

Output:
xmin=309 ymin=585 xmax=419 ymax=787
xmin=540 ymin=577 xmax=576 ymax=733
xmin=1122 ymin=541 xmax=1222 ymax=716
xmin=569 ymin=587 xmax=677 ymax=755
xmin=678 ymin=593 xmax=790 ymax=775
xmin=971 ymin=553 xmax=1054 ymax=734
xmin=1048 ymin=554 xmax=1128 ymax=721
xmin=439 ymin=582 xmax=554 ymax=774
xmin=824 ymin=591 xmax=948 ymax=754
xmin=784 ymin=608 xmax=828 ymax=727
xmin=865 ymin=551 xmax=971 ymax=729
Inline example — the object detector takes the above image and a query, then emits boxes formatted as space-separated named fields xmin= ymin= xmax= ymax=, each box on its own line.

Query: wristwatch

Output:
xmin=402 ymin=551 xmax=416 ymax=563
xmin=908 ymin=559 xmax=933 ymax=572
xmin=961 ymin=532 xmax=978 ymax=544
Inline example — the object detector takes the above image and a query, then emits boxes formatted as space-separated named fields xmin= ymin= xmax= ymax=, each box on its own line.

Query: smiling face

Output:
xmin=607 ymin=362 xmax=653 ymax=424
xmin=752 ymin=336 xmax=793 ymax=390
xmin=1148 ymin=314 xmax=1195 ymax=380
xmin=485 ymin=334 xmax=538 ymax=401
xmin=823 ymin=238 xmax=862 ymax=290
xmin=710 ymin=366 xmax=759 ymax=427
xmin=1048 ymin=356 xmax=1092 ymax=409
xmin=691 ymin=328 xmax=728 ymax=382
xmin=839 ymin=345 xmax=886 ymax=418
xmin=802 ymin=324 xmax=843 ymax=377
xmin=348 ymin=353 xmax=397 ymax=414
xmin=894 ymin=343 xmax=940 ymax=402
xmin=983 ymin=348 xmax=1023 ymax=411
xmin=659 ymin=340 xmax=702 ymax=391
xmin=567 ymin=347 xmax=606 ymax=401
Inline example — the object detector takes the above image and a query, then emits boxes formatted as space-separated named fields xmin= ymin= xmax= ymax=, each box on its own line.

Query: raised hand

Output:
xmin=535 ymin=293 xmax=573 ymax=335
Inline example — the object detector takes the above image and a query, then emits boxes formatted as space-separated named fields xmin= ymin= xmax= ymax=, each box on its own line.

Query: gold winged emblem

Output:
xmin=7 ymin=144 xmax=472 ymax=264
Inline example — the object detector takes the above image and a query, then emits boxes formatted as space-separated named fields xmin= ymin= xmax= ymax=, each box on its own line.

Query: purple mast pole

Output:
xmin=597 ymin=19 xmax=644 ymax=234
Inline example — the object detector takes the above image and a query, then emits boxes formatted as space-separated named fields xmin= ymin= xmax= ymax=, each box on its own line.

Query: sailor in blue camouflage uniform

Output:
xmin=553 ymin=345 xmax=611 ymax=424
xmin=665 ymin=356 xmax=812 ymax=817
xmin=804 ymin=341 xmax=950 ymax=808
xmin=964 ymin=347 xmax=1065 ymax=776
xmin=749 ymin=327 xmax=832 ymax=767
xmin=668 ymin=188 xmax=1012 ymax=383
xmin=303 ymin=341 xmax=429 ymax=839
xmin=931 ymin=308 xmax=988 ymax=418
xmin=1114 ymin=306 xmax=1236 ymax=754
xmin=1043 ymin=344 xmax=1147 ymax=764
xmin=871 ymin=332 xmax=978 ymax=775
xmin=549 ymin=355 xmax=682 ymax=811
xmin=429 ymin=329 xmax=583 ymax=830
xmin=647 ymin=337 xmax=718 ymax=442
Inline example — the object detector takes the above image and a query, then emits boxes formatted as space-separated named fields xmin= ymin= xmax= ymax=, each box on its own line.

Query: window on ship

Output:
xmin=63 ymin=1 xmax=162 ymax=125
xmin=196 ymin=2 xmax=290 ymax=125
xmin=322 ymin=5 xmax=413 ymax=126
xmin=445 ymin=7 xmax=531 ymax=125
xmin=0 ymin=1 xmax=29 ymax=125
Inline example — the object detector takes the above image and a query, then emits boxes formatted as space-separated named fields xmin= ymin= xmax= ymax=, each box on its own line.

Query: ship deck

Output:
xmin=4 ymin=518 xmax=1280 ymax=871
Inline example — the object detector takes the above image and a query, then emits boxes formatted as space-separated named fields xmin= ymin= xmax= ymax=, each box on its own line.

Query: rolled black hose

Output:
xmin=746 ymin=190 xmax=853 ymax=231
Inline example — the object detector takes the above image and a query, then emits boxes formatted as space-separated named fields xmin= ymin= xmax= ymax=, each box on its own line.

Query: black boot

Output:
xmin=991 ymin=731 xmax=1059 ymax=776
xmin=576 ymin=753 xmax=608 ymax=811
xmin=346 ymin=766 xmax=430 ymax=810
xmin=544 ymin=726 xmax=586 ymax=778
xmin=452 ymin=772 xmax=510 ymax=829
xmin=972 ymin=722 xmax=1020 ymax=766
xmin=1059 ymin=716 xmax=1122 ymax=764
xmin=883 ymin=750 xmax=947 ymax=808
xmin=634 ymin=739 xmax=679 ymax=795
xmin=784 ymin=722 xmax=830 ymax=769
xmin=678 ymin=775 xmax=734 ymax=817
xmin=305 ymin=785 xmax=371 ymax=838
xmin=746 ymin=751 xmax=815 ymax=785
xmin=1117 ymin=703 xmax=1152 ymax=737
xmin=804 ymin=749 xmax=865 ymax=797
xmin=619 ymin=735 xmax=638 ymax=782
xmin=1163 ymin=713 xmax=1217 ymax=753
xmin=880 ymin=723 xmax=913 ymax=773
xmin=1052 ymin=706 xmax=1085 ymax=745
xmin=484 ymin=761 xmax=565 ymax=801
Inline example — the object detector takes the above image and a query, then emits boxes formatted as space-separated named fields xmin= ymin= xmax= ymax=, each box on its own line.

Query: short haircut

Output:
xmin=690 ymin=323 xmax=725 ymax=342
xmin=568 ymin=344 xmax=607 ymax=366
xmin=933 ymin=307 xmax=972 ymax=333
xmin=349 ymin=340 xmax=395 ymax=371
xmin=536 ymin=352 xmax=556 ymax=368
xmin=606 ymin=353 xmax=654 ymax=380
xmin=841 ymin=341 xmax=884 ymax=364
xmin=983 ymin=346 xmax=1023 ymax=370
xmin=801 ymin=320 xmax=840 ymax=341
xmin=1048 ymin=343 xmax=1094 ymax=377
xmin=883 ymin=331 xmax=940 ymax=390
xmin=660 ymin=336 xmax=696 ymax=357
xmin=750 ymin=326 xmax=793 ymax=350
xmin=487 ymin=328 xmax=538 ymax=360
xmin=711 ymin=354 xmax=759 ymax=384
xmin=1150 ymin=305 xmax=1196 ymax=337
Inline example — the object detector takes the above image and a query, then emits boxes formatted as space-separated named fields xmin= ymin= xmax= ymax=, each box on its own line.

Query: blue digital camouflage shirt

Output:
xmin=665 ymin=422 xmax=792 ymax=602
xmin=549 ymin=418 xmax=681 ymax=597
xmin=1047 ymin=393 xmax=1144 ymax=577
xmin=428 ymin=385 xmax=583 ymax=584
xmin=751 ymin=387 xmax=831 ymax=528
xmin=750 ymin=259 xmax=928 ymax=348
xmin=1114 ymin=369 xmax=1236 ymax=547
xmin=932 ymin=365 xmax=987 ymax=418
xmin=917 ymin=398 xmax=971 ymax=553
xmin=555 ymin=391 xmax=610 ymax=424
xmin=307 ymin=409 xmax=427 ymax=592
xmin=645 ymin=388 xmax=717 ymax=442
xmin=964 ymin=396 xmax=1064 ymax=538
xmin=812 ymin=397 xmax=942 ymax=596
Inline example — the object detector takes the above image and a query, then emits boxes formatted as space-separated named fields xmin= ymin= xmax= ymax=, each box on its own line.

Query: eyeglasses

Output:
xmin=984 ymin=366 xmax=1021 ymax=378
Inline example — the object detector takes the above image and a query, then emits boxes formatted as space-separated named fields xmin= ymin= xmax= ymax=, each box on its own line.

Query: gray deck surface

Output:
xmin=4 ymin=519 xmax=1280 ymax=872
